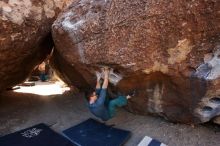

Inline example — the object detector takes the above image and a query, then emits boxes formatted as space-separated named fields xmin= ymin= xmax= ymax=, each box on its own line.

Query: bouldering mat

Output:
xmin=137 ymin=136 xmax=167 ymax=146
xmin=63 ymin=118 xmax=131 ymax=146
xmin=0 ymin=123 xmax=75 ymax=146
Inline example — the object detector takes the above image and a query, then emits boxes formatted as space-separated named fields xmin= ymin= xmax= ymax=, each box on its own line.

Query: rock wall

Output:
xmin=52 ymin=0 xmax=220 ymax=124
xmin=0 ymin=0 xmax=71 ymax=90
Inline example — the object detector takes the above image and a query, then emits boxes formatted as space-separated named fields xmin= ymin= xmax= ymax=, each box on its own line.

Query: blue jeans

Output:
xmin=39 ymin=73 xmax=47 ymax=81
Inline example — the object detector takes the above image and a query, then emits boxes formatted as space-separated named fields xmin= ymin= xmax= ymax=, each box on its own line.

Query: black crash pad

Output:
xmin=0 ymin=123 xmax=75 ymax=146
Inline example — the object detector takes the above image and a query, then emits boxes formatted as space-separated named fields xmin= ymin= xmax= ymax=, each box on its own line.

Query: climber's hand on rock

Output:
xmin=104 ymin=67 xmax=110 ymax=78
xmin=95 ymin=71 xmax=102 ymax=81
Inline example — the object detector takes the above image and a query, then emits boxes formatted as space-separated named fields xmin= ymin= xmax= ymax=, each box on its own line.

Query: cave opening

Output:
xmin=12 ymin=56 xmax=71 ymax=96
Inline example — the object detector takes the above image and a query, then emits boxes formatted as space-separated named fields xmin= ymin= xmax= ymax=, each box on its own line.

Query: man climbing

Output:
xmin=86 ymin=67 xmax=133 ymax=121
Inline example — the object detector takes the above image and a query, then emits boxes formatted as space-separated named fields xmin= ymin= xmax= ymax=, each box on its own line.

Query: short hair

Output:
xmin=85 ymin=88 xmax=95 ymax=101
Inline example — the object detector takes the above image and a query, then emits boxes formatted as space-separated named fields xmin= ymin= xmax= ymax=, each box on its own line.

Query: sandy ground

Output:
xmin=0 ymin=86 xmax=220 ymax=146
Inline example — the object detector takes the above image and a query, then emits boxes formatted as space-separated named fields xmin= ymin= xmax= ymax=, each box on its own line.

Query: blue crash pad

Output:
xmin=63 ymin=118 xmax=131 ymax=146
xmin=0 ymin=123 xmax=75 ymax=146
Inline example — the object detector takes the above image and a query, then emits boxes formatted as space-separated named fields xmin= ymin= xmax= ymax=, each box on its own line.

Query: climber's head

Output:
xmin=86 ymin=90 xmax=97 ymax=104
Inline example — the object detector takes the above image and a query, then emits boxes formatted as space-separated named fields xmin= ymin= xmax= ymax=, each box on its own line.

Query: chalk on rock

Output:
xmin=109 ymin=69 xmax=123 ymax=85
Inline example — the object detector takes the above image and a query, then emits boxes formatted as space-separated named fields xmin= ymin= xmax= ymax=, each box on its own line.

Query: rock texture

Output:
xmin=52 ymin=0 xmax=220 ymax=124
xmin=0 ymin=0 xmax=71 ymax=90
xmin=213 ymin=116 xmax=220 ymax=125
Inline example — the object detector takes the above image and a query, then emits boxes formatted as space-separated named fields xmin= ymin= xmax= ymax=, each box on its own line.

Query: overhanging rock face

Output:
xmin=52 ymin=0 xmax=220 ymax=124
xmin=0 ymin=0 xmax=71 ymax=91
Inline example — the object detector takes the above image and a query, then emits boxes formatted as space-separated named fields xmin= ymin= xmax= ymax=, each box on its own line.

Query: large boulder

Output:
xmin=52 ymin=0 xmax=220 ymax=124
xmin=0 ymin=0 xmax=72 ymax=90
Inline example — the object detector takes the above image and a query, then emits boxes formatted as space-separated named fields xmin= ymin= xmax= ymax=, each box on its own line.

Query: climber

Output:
xmin=38 ymin=62 xmax=47 ymax=81
xmin=86 ymin=67 xmax=133 ymax=121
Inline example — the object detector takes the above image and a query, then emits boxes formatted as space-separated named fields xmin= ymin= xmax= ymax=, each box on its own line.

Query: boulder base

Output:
xmin=52 ymin=0 xmax=220 ymax=124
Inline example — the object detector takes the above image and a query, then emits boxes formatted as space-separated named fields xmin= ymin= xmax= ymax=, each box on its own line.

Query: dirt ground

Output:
xmin=0 ymin=89 xmax=220 ymax=146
